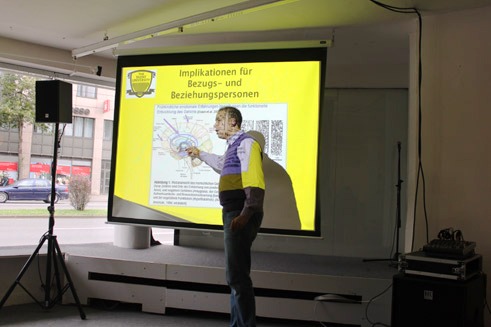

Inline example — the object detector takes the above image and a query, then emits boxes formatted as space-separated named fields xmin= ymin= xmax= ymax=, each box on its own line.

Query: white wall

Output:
xmin=177 ymin=20 xmax=413 ymax=258
xmin=414 ymin=7 xmax=491 ymax=325
xmin=177 ymin=87 xmax=408 ymax=258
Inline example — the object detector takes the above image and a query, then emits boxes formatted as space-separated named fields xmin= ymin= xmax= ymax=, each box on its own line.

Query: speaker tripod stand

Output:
xmin=0 ymin=122 xmax=86 ymax=319
xmin=363 ymin=141 xmax=403 ymax=266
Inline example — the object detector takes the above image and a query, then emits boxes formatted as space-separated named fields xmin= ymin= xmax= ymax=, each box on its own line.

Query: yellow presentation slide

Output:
xmin=112 ymin=53 xmax=324 ymax=234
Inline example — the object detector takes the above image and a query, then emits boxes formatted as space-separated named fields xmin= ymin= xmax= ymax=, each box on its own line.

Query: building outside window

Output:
xmin=73 ymin=116 xmax=84 ymax=137
xmin=84 ymin=118 xmax=94 ymax=138
xmin=100 ymin=160 xmax=111 ymax=194
xmin=33 ymin=123 xmax=54 ymax=134
xmin=62 ymin=122 xmax=73 ymax=136
xmin=76 ymin=84 xmax=97 ymax=99
xmin=71 ymin=117 xmax=94 ymax=138
xmin=103 ymin=120 xmax=113 ymax=141
xmin=0 ymin=69 xmax=115 ymax=196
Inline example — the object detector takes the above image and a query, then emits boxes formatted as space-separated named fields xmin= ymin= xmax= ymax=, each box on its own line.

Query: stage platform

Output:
xmin=0 ymin=243 xmax=396 ymax=326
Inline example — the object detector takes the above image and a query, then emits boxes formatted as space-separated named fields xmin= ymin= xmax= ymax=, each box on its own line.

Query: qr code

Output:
xmin=270 ymin=120 xmax=283 ymax=156
xmin=255 ymin=120 xmax=269 ymax=153
xmin=241 ymin=120 xmax=254 ymax=133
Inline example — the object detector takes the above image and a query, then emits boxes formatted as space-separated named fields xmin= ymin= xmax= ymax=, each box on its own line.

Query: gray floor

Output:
xmin=0 ymin=301 xmax=331 ymax=326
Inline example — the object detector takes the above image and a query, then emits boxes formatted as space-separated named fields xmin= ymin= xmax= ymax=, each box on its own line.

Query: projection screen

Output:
xmin=108 ymin=46 xmax=327 ymax=236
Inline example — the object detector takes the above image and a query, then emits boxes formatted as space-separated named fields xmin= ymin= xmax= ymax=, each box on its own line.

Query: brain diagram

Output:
xmin=158 ymin=118 xmax=213 ymax=167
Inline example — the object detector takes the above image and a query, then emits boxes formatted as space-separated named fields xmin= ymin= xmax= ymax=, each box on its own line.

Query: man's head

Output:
xmin=214 ymin=106 xmax=242 ymax=139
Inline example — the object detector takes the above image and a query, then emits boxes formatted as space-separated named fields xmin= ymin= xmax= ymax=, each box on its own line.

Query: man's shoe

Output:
xmin=150 ymin=237 xmax=161 ymax=246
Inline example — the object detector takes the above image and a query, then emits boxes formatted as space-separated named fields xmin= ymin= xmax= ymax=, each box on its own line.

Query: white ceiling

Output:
xmin=1 ymin=0 xmax=491 ymax=60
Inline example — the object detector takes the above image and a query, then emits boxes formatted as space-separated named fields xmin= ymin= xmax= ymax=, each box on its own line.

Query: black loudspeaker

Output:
xmin=35 ymin=80 xmax=72 ymax=123
xmin=391 ymin=273 xmax=486 ymax=327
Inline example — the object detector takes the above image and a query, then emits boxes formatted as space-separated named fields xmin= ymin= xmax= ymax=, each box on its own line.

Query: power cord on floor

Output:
xmin=485 ymin=292 xmax=491 ymax=315
xmin=313 ymin=282 xmax=393 ymax=327
xmin=364 ymin=282 xmax=392 ymax=327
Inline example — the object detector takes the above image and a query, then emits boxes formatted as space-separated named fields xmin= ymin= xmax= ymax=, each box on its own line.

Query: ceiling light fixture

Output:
xmin=72 ymin=0 xmax=298 ymax=59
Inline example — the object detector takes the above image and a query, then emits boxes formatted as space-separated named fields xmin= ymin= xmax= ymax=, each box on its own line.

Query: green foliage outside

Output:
xmin=0 ymin=72 xmax=36 ymax=128
xmin=0 ymin=72 xmax=49 ymax=179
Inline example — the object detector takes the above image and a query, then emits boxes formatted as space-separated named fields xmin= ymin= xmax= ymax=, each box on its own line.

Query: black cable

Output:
xmin=369 ymin=0 xmax=416 ymax=13
xmin=369 ymin=0 xmax=428 ymax=251
xmin=36 ymin=231 xmax=49 ymax=291
xmin=454 ymin=229 xmax=463 ymax=241
xmin=485 ymin=296 xmax=491 ymax=314
xmin=369 ymin=0 xmax=422 ymax=264
xmin=411 ymin=6 xmax=430 ymax=249
xmin=56 ymin=123 xmax=64 ymax=156
xmin=58 ymin=123 xmax=66 ymax=140
xmin=389 ymin=210 xmax=397 ymax=259
xmin=364 ymin=282 xmax=393 ymax=327
xmin=366 ymin=3 xmax=428 ymax=326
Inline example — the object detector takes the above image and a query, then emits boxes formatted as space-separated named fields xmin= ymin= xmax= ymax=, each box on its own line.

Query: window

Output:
xmin=0 ymin=69 xmax=122 ymax=248
xmin=33 ymin=123 xmax=54 ymax=134
xmin=76 ymin=84 xmax=97 ymax=99
xmin=84 ymin=118 xmax=94 ymax=138
xmin=62 ymin=123 xmax=73 ymax=136
xmin=73 ymin=117 xmax=84 ymax=137
xmin=103 ymin=120 xmax=113 ymax=141
xmin=33 ymin=179 xmax=50 ymax=187
xmin=72 ymin=117 xmax=94 ymax=138
xmin=17 ymin=179 xmax=34 ymax=187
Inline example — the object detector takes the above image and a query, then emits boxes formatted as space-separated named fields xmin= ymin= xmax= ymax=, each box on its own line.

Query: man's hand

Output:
xmin=230 ymin=215 xmax=249 ymax=232
xmin=186 ymin=146 xmax=200 ymax=158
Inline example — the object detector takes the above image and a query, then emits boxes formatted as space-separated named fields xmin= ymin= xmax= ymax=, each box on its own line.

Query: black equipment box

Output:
xmin=391 ymin=273 xmax=486 ymax=327
xmin=398 ymin=251 xmax=482 ymax=280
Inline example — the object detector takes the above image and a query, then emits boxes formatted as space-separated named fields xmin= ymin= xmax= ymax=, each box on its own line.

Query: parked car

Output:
xmin=0 ymin=178 xmax=69 ymax=203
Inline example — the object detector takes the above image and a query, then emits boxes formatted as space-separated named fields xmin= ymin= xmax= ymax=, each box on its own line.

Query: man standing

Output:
xmin=187 ymin=106 xmax=265 ymax=327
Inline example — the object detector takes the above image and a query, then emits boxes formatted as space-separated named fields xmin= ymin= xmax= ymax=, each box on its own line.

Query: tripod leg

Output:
xmin=53 ymin=238 xmax=86 ymax=320
xmin=51 ymin=237 xmax=63 ymax=295
xmin=0 ymin=235 xmax=48 ymax=308
xmin=43 ymin=236 xmax=64 ymax=309
xmin=44 ymin=234 xmax=54 ymax=307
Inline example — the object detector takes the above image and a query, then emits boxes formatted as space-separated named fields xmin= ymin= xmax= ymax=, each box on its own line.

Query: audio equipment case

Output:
xmin=398 ymin=251 xmax=482 ymax=280
xmin=391 ymin=272 xmax=486 ymax=327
